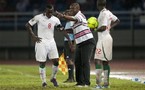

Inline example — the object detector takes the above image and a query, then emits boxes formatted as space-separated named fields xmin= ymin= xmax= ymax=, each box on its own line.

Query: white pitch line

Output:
xmin=0 ymin=67 xmax=38 ymax=78
xmin=91 ymin=70 xmax=145 ymax=80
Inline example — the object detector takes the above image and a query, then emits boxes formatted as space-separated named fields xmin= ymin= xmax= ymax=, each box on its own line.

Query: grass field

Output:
xmin=0 ymin=65 xmax=145 ymax=90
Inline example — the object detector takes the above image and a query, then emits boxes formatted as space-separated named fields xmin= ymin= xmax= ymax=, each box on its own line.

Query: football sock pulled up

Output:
xmin=96 ymin=64 xmax=102 ymax=85
xmin=68 ymin=65 xmax=74 ymax=79
xmin=39 ymin=67 xmax=46 ymax=83
xmin=51 ymin=65 xmax=58 ymax=79
xmin=103 ymin=64 xmax=110 ymax=85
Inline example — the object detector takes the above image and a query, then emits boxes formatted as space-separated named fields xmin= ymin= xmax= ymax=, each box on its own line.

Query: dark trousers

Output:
xmin=75 ymin=42 xmax=95 ymax=85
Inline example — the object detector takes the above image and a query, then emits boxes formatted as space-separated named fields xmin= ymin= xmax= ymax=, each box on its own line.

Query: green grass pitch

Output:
xmin=0 ymin=65 xmax=145 ymax=90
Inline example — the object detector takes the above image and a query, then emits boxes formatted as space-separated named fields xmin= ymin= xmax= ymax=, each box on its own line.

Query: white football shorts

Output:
xmin=35 ymin=39 xmax=59 ymax=62
xmin=94 ymin=34 xmax=113 ymax=61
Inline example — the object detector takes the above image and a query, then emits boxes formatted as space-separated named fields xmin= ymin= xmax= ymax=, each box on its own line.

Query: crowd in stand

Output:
xmin=0 ymin=0 xmax=144 ymax=12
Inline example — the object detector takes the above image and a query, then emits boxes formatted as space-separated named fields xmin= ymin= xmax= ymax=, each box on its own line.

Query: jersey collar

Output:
xmin=43 ymin=13 xmax=53 ymax=19
xmin=101 ymin=8 xmax=107 ymax=12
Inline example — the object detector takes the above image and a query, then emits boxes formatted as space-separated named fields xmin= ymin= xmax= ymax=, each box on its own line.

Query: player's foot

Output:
xmin=75 ymin=83 xmax=85 ymax=87
xmin=84 ymin=85 xmax=89 ymax=87
xmin=42 ymin=82 xmax=47 ymax=87
xmin=95 ymin=85 xmax=102 ymax=89
xmin=50 ymin=78 xmax=58 ymax=87
xmin=63 ymin=78 xmax=75 ymax=83
xmin=102 ymin=85 xmax=110 ymax=88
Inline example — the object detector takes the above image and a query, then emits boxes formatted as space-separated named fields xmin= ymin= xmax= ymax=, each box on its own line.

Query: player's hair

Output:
xmin=46 ymin=4 xmax=53 ymax=10
xmin=98 ymin=0 xmax=106 ymax=6
xmin=70 ymin=3 xmax=80 ymax=10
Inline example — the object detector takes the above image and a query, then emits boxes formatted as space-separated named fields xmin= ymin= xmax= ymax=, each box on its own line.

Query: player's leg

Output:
xmin=49 ymin=41 xmax=59 ymax=87
xmin=64 ymin=41 xmax=75 ymax=83
xmin=67 ymin=60 xmax=75 ymax=82
xmin=94 ymin=40 xmax=103 ymax=88
xmin=35 ymin=43 xmax=47 ymax=87
xmin=50 ymin=58 xmax=59 ymax=87
xmin=102 ymin=35 xmax=112 ymax=88
xmin=64 ymin=59 xmax=75 ymax=82
xmin=103 ymin=61 xmax=110 ymax=87
xmin=74 ymin=45 xmax=82 ymax=85
xmin=65 ymin=59 xmax=75 ymax=82
xmin=81 ymin=43 xmax=95 ymax=86
xmin=94 ymin=59 xmax=103 ymax=88
xmin=69 ymin=41 xmax=75 ymax=82
xmin=39 ymin=62 xmax=47 ymax=87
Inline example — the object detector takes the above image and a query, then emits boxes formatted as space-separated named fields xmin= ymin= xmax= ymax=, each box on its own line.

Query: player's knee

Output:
xmin=66 ymin=59 xmax=72 ymax=65
xmin=95 ymin=59 xmax=102 ymax=65
xmin=52 ymin=59 xmax=59 ymax=66
xmin=103 ymin=61 xmax=109 ymax=65
xmin=39 ymin=62 xmax=46 ymax=68
xmin=53 ymin=61 xmax=59 ymax=66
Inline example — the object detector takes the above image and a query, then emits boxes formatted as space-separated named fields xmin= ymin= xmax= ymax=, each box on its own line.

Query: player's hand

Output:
xmin=69 ymin=42 xmax=75 ymax=53
xmin=31 ymin=35 xmax=42 ymax=43
xmin=70 ymin=45 xmax=75 ymax=53
xmin=55 ymin=11 xmax=64 ymax=18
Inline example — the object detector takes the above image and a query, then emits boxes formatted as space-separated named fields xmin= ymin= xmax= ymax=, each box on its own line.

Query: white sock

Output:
xmin=39 ymin=67 xmax=46 ymax=83
xmin=104 ymin=70 xmax=109 ymax=85
xmin=96 ymin=69 xmax=102 ymax=85
xmin=51 ymin=65 xmax=58 ymax=79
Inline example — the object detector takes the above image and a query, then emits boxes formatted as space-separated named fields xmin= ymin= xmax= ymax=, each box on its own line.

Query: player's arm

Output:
xmin=97 ymin=26 xmax=106 ymax=32
xmin=56 ymin=24 xmax=74 ymax=52
xmin=25 ymin=22 xmax=41 ymax=43
xmin=65 ymin=29 xmax=73 ymax=33
xmin=56 ymin=24 xmax=72 ymax=44
xmin=110 ymin=19 xmax=120 ymax=29
xmin=55 ymin=11 xmax=77 ymax=22
xmin=96 ymin=12 xmax=108 ymax=32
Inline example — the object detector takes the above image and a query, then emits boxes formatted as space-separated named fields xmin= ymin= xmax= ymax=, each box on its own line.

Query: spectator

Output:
xmin=0 ymin=0 xmax=7 ymax=12
xmin=16 ymin=0 xmax=29 ymax=12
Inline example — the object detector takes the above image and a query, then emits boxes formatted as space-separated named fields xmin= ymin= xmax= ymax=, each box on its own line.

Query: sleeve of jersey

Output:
xmin=64 ymin=23 xmax=70 ymax=30
xmin=55 ymin=18 xmax=61 ymax=26
xmin=64 ymin=22 xmax=73 ymax=30
xmin=73 ymin=15 xmax=81 ymax=22
xmin=28 ymin=16 xmax=38 ymax=26
xmin=111 ymin=14 xmax=118 ymax=22
xmin=100 ymin=12 xmax=108 ymax=26
xmin=55 ymin=18 xmax=64 ymax=31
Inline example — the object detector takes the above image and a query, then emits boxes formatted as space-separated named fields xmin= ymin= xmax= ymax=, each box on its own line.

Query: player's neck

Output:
xmin=43 ymin=13 xmax=52 ymax=18
xmin=100 ymin=7 xmax=106 ymax=12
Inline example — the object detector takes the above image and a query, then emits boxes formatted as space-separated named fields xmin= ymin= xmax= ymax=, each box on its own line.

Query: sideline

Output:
xmin=91 ymin=70 xmax=145 ymax=84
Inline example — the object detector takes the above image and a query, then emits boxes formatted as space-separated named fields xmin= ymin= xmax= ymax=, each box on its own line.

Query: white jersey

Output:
xmin=97 ymin=8 xmax=118 ymax=40
xmin=94 ymin=8 xmax=118 ymax=61
xmin=28 ymin=13 xmax=61 ymax=61
xmin=64 ymin=21 xmax=74 ymax=41
xmin=28 ymin=13 xmax=61 ymax=40
xmin=72 ymin=11 xmax=94 ymax=44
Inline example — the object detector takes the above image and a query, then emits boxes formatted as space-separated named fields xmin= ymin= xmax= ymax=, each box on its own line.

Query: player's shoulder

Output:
xmin=51 ymin=15 xmax=60 ymax=20
xmin=33 ymin=13 xmax=43 ymax=18
xmin=101 ymin=9 xmax=112 ymax=16
xmin=101 ymin=9 xmax=108 ymax=14
xmin=66 ymin=21 xmax=74 ymax=24
xmin=65 ymin=21 xmax=72 ymax=27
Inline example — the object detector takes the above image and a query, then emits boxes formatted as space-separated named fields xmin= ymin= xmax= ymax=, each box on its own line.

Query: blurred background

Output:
xmin=0 ymin=0 xmax=145 ymax=60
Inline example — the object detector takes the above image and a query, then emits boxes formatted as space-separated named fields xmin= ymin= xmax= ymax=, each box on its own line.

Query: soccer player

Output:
xmin=56 ymin=3 xmax=96 ymax=87
xmin=63 ymin=9 xmax=75 ymax=83
xmin=94 ymin=0 xmax=120 ymax=88
xmin=25 ymin=4 xmax=72 ymax=87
